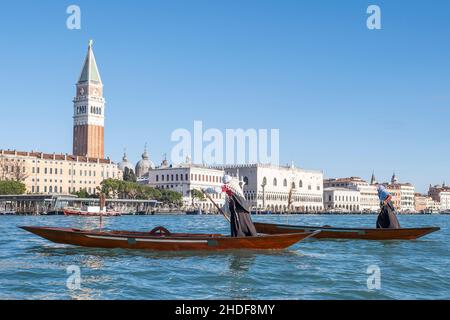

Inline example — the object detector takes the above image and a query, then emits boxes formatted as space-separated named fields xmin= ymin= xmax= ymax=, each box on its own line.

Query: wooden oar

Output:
xmin=201 ymin=189 xmax=230 ymax=222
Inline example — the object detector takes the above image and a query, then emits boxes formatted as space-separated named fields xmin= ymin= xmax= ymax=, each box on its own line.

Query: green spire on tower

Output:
xmin=78 ymin=40 xmax=102 ymax=84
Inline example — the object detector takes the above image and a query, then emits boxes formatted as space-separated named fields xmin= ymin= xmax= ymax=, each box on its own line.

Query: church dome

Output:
xmin=118 ymin=151 xmax=134 ymax=172
xmin=135 ymin=147 xmax=155 ymax=177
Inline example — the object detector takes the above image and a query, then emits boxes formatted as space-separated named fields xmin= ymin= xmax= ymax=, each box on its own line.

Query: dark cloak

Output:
xmin=376 ymin=201 xmax=401 ymax=229
xmin=228 ymin=193 xmax=258 ymax=237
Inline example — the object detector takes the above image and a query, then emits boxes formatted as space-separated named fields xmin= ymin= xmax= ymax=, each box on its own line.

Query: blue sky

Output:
xmin=0 ymin=0 xmax=449 ymax=192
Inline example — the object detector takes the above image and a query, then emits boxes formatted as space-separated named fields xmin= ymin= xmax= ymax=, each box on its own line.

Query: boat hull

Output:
xmin=20 ymin=226 xmax=311 ymax=251
xmin=64 ymin=209 xmax=121 ymax=217
xmin=254 ymin=222 xmax=440 ymax=240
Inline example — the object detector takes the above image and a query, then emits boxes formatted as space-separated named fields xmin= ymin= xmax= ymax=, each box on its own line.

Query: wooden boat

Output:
xmin=64 ymin=207 xmax=121 ymax=217
xmin=20 ymin=226 xmax=315 ymax=251
xmin=186 ymin=208 xmax=203 ymax=215
xmin=254 ymin=222 xmax=440 ymax=240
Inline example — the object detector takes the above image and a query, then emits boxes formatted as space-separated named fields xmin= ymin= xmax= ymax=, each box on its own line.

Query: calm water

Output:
xmin=0 ymin=214 xmax=449 ymax=300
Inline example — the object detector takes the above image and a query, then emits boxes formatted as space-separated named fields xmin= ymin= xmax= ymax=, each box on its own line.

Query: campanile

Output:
xmin=73 ymin=40 xmax=105 ymax=159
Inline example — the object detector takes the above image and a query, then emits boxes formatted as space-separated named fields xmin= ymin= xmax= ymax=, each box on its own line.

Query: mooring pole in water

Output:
xmin=99 ymin=193 xmax=105 ymax=231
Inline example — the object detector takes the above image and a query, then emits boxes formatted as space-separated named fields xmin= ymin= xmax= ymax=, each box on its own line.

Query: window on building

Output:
xmin=185 ymin=173 xmax=188 ymax=181
xmin=273 ymin=178 xmax=277 ymax=186
xmin=283 ymin=179 xmax=287 ymax=187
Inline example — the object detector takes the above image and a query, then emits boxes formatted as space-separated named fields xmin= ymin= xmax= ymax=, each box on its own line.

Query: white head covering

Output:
xmin=223 ymin=175 xmax=245 ymax=199
xmin=222 ymin=174 xmax=232 ymax=184
xmin=377 ymin=185 xmax=390 ymax=201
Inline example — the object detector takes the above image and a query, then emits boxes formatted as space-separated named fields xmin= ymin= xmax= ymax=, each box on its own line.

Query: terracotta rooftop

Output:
xmin=0 ymin=149 xmax=114 ymax=164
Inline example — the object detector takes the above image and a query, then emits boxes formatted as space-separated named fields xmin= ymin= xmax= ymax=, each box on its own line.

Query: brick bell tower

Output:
xmin=73 ymin=40 xmax=105 ymax=159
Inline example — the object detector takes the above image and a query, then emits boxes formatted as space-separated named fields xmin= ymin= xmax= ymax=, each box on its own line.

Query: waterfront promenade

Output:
xmin=0 ymin=195 xmax=158 ymax=215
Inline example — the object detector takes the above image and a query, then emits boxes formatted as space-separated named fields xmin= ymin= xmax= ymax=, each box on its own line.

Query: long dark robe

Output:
xmin=228 ymin=193 xmax=257 ymax=237
xmin=376 ymin=201 xmax=401 ymax=229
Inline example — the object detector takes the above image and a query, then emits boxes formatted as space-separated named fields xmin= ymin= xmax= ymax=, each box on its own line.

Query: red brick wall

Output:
xmin=73 ymin=125 xmax=104 ymax=159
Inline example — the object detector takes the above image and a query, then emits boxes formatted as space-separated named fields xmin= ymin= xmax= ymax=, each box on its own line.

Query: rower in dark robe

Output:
xmin=205 ymin=175 xmax=257 ymax=237
xmin=376 ymin=185 xmax=401 ymax=229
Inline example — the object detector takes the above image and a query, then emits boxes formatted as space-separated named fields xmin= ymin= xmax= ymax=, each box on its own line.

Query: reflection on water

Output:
xmin=228 ymin=252 xmax=256 ymax=273
xmin=1 ymin=214 xmax=449 ymax=299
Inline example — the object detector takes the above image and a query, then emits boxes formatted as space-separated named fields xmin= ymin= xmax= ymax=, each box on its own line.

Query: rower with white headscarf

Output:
xmin=204 ymin=174 xmax=257 ymax=237
xmin=376 ymin=185 xmax=401 ymax=229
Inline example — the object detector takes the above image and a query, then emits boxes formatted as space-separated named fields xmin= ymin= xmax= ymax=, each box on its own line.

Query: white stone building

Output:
xmin=324 ymin=177 xmax=378 ymax=212
xmin=383 ymin=173 xmax=415 ymax=212
xmin=142 ymin=162 xmax=225 ymax=210
xmin=218 ymin=163 xmax=324 ymax=213
xmin=323 ymin=187 xmax=360 ymax=212
xmin=428 ymin=184 xmax=450 ymax=212
xmin=439 ymin=191 xmax=450 ymax=212
xmin=399 ymin=184 xmax=415 ymax=212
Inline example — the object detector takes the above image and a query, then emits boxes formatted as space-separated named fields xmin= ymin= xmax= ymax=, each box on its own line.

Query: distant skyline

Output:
xmin=0 ymin=1 xmax=449 ymax=193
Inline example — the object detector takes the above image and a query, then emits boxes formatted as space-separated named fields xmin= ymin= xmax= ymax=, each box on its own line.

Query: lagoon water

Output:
xmin=0 ymin=214 xmax=449 ymax=300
